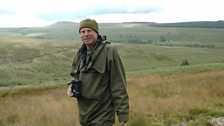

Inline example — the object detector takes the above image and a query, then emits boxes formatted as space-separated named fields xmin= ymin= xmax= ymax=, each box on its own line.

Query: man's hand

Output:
xmin=120 ymin=121 xmax=125 ymax=126
xmin=67 ymin=85 xmax=74 ymax=97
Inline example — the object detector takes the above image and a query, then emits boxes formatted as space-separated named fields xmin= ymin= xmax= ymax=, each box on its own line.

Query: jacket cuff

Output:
xmin=118 ymin=114 xmax=129 ymax=122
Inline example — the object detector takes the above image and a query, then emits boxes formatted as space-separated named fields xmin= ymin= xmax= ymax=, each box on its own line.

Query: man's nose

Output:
xmin=83 ymin=31 xmax=89 ymax=36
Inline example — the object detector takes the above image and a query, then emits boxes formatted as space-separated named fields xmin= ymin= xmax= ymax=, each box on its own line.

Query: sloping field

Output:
xmin=0 ymin=70 xmax=224 ymax=126
xmin=0 ymin=36 xmax=224 ymax=125
xmin=1 ymin=37 xmax=224 ymax=87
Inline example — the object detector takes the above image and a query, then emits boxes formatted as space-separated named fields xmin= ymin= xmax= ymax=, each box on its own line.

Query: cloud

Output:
xmin=0 ymin=0 xmax=223 ymax=27
xmin=0 ymin=9 xmax=15 ymax=14
xmin=36 ymin=6 xmax=161 ymax=21
xmin=0 ymin=0 xmax=166 ymax=27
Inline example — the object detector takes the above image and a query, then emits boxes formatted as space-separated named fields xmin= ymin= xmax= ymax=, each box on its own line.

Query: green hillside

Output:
xmin=1 ymin=21 xmax=224 ymax=126
xmin=151 ymin=20 xmax=224 ymax=28
xmin=0 ymin=37 xmax=224 ymax=88
xmin=0 ymin=21 xmax=78 ymax=40
xmin=0 ymin=21 xmax=224 ymax=87
xmin=1 ymin=21 xmax=224 ymax=44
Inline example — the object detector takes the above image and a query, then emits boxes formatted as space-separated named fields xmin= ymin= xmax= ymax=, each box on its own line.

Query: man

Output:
xmin=67 ymin=18 xmax=129 ymax=126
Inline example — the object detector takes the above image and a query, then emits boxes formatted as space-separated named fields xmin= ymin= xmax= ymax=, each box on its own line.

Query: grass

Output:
xmin=0 ymin=38 xmax=79 ymax=87
xmin=127 ymin=70 xmax=224 ymax=126
xmin=1 ymin=36 xmax=224 ymax=125
xmin=101 ymin=24 xmax=224 ymax=44
xmin=1 ymin=69 xmax=224 ymax=126
xmin=0 ymin=87 xmax=79 ymax=126
xmin=1 ymin=39 xmax=224 ymax=87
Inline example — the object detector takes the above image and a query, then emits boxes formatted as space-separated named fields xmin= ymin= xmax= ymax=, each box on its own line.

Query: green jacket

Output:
xmin=70 ymin=38 xmax=129 ymax=126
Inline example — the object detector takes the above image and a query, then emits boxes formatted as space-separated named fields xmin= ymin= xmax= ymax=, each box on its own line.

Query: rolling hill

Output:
xmin=151 ymin=20 xmax=224 ymax=28
xmin=1 ymin=21 xmax=224 ymax=43
xmin=0 ymin=20 xmax=224 ymax=87
xmin=1 ymin=21 xmax=224 ymax=126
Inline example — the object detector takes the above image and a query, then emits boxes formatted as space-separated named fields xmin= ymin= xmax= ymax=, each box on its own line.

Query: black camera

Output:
xmin=68 ymin=80 xmax=82 ymax=98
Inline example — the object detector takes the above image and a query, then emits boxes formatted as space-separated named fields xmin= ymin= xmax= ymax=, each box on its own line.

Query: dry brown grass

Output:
xmin=1 ymin=70 xmax=224 ymax=126
xmin=0 ymin=87 xmax=79 ymax=126
xmin=127 ymin=70 xmax=224 ymax=125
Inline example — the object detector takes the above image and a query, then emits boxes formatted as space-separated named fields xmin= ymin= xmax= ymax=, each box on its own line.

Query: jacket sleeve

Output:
xmin=70 ymin=51 xmax=79 ymax=78
xmin=107 ymin=46 xmax=129 ymax=122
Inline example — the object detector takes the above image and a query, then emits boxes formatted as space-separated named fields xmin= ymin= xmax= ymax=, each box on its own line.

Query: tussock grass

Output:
xmin=1 ymin=37 xmax=224 ymax=125
xmin=1 ymin=70 xmax=224 ymax=126
xmin=127 ymin=70 xmax=224 ymax=125
xmin=0 ymin=87 xmax=79 ymax=126
xmin=1 ymin=37 xmax=224 ymax=87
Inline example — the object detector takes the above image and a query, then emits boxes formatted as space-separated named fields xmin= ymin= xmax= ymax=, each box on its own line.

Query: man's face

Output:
xmin=80 ymin=28 xmax=98 ymax=49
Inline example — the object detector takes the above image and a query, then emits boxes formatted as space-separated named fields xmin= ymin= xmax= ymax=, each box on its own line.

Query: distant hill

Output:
xmin=0 ymin=21 xmax=78 ymax=40
xmin=1 ymin=21 xmax=224 ymax=43
xmin=150 ymin=21 xmax=224 ymax=28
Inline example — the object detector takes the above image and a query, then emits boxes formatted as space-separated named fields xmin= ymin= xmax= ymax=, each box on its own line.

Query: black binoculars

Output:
xmin=67 ymin=80 xmax=82 ymax=98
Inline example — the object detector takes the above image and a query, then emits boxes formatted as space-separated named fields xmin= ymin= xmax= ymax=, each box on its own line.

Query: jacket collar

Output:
xmin=79 ymin=37 xmax=109 ymax=62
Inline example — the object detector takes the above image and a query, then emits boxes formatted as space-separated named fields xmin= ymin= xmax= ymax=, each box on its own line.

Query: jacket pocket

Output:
xmin=91 ymin=53 xmax=106 ymax=74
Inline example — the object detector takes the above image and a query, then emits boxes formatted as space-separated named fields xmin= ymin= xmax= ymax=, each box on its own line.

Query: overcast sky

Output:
xmin=0 ymin=0 xmax=223 ymax=27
